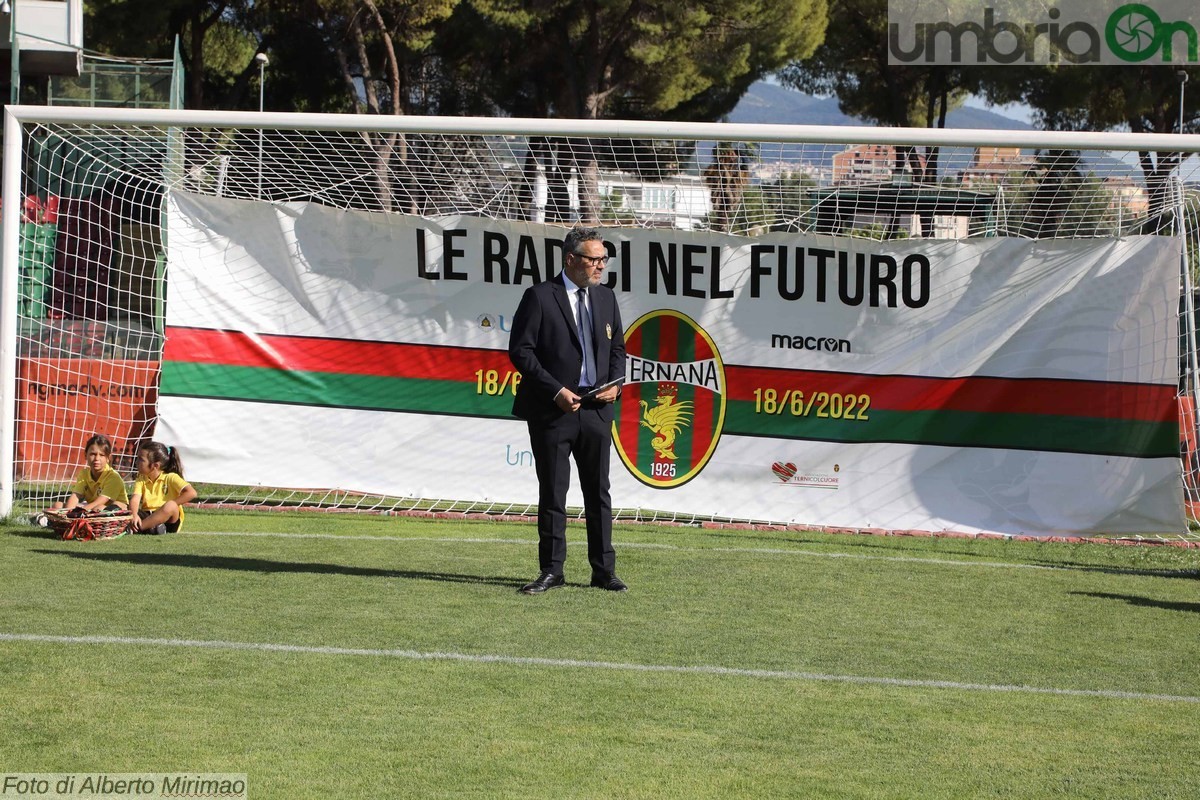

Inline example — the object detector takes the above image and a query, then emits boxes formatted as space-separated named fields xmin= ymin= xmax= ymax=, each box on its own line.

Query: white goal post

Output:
xmin=3 ymin=104 xmax=1199 ymax=537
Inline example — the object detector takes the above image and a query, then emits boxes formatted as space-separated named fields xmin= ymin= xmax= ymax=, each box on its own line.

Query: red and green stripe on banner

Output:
xmin=722 ymin=365 xmax=1178 ymax=458
xmin=161 ymin=326 xmax=1178 ymax=458
xmin=160 ymin=326 xmax=516 ymax=419
xmin=162 ymin=326 xmax=518 ymax=418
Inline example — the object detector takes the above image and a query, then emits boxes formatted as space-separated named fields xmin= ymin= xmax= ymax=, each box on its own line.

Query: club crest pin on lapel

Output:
xmin=606 ymin=323 xmax=612 ymax=339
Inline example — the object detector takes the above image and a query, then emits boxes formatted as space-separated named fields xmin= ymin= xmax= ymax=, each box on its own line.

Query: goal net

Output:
xmin=3 ymin=106 xmax=1198 ymax=539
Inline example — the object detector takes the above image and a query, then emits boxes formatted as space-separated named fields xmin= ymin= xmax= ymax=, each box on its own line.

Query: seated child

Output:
xmin=47 ymin=434 xmax=129 ymax=519
xmin=129 ymin=441 xmax=197 ymax=535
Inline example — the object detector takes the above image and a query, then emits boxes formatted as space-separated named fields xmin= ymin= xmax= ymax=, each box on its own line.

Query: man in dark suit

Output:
xmin=509 ymin=226 xmax=627 ymax=594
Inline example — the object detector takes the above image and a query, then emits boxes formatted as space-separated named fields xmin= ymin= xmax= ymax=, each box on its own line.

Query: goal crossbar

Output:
xmin=7 ymin=104 xmax=1200 ymax=150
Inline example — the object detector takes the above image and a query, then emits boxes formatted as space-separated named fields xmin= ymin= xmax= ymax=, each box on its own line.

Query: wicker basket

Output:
xmin=45 ymin=509 xmax=133 ymax=541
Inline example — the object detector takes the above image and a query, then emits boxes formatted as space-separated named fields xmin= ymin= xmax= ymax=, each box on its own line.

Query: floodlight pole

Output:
xmin=256 ymin=52 xmax=268 ymax=200
xmin=1180 ymin=70 xmax=1189 ymax=135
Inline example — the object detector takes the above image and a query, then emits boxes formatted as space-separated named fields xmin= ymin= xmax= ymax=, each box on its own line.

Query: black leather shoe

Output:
xmin=590 ymin=573 xmax=628 ymax=592
xmin=520 ymin=572 xmax=565 ymax=594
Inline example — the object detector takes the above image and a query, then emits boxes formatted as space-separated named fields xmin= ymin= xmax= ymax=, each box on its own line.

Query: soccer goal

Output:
xmin=3 ymin=105 xmax=1199 ymax=538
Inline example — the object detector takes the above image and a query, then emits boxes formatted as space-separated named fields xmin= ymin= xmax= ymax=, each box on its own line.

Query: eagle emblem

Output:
xmin=638 ymin=383 xmax=692 ymax=461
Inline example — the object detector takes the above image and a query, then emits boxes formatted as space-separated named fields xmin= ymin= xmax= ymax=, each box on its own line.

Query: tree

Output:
xmin=1000 ymin=150 xmax=1110 ymax=239
xmin=245 ymin=0 xmax=462 ymax=210
xmin=460 ymin=0 xmax=828 ymax=222
xmin=780 ymin=0 xmax=971 ymax=133
xmin=85 ymin=0 xmax=264 ymax=110
xmin=779 ymin=0 xmax=977 ymax=236
xmin=761 ymin=171 xmax=817 ymax=232
xmin=979 ymin=65 xmax=1200 ymax=233
xmin=87 ymin=0 xmax=830 ymax=222
xmin=704 ymin=142 xmax=753 ymax=232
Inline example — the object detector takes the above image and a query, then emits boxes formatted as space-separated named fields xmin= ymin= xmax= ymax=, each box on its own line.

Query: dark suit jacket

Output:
xmin=509 ymin=275 xmax=626 ymax=424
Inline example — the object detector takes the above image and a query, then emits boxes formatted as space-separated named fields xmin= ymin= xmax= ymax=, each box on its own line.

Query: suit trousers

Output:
xmin=527 ymin=405 xmax=616 ymax=576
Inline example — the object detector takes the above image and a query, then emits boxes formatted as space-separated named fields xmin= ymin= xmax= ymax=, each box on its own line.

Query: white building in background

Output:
xmin=930 ymin=215 xmax=971 ymax=238
xmin=597 ymin=173 xmax=711 ymax=230
xmin=529 ymin=167 xmax=712 ymax=230
xmin=753 ymin=161 xmax=829 ymax=185
xmin=0 ymin=0 xmax=84 ymax=83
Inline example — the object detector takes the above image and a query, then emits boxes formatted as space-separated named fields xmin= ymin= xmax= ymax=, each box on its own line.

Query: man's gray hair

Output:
xmin=564 ymin=226 xmax=605 ymax=257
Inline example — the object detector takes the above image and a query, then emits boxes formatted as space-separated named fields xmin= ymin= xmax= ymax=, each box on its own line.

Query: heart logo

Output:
xmin=771 ymin=462 xmax=797 ymax=482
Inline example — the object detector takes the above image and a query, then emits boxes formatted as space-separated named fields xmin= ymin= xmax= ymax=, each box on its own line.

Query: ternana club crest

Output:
xmin=640 ymin=382 xmax=691 ymax=461
xmin=613 ymin=309 xmax=726 ymax=488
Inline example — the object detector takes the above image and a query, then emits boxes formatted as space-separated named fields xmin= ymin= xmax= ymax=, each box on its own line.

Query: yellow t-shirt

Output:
xmin=132 ymin=472 xmax=190 ymax=526
xmin=71 ymin=465 xmax=129 ymax=506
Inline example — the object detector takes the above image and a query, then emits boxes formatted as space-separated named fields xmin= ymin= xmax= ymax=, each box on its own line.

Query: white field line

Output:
xmin=182 ymin=530 xmax=1085 ymax=573
xmin=1 ymin=631 xmax=1195 ymax=704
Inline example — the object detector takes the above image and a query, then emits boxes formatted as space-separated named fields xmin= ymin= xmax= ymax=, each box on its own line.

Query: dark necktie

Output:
xmin=576 ymin=288 xmax=594 ymax=387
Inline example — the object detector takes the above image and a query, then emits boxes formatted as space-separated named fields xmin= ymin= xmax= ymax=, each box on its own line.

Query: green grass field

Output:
xmin=1 ymin=511 xmax=1198 ymax=799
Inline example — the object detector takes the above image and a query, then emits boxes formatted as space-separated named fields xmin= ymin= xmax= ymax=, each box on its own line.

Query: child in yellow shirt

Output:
xmin=129 ymin=441 xmax=197 ymax=535
xmin=49 ymin=434 xmax=129 ymax=517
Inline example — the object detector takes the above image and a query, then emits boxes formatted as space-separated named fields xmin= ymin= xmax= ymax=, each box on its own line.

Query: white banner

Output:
xmin=159 ymin=191 xmax=1183 ymax=535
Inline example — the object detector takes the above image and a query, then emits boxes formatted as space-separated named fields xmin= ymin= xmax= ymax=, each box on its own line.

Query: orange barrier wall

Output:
xmin=16 ymin=358 xmax=160 ymax=482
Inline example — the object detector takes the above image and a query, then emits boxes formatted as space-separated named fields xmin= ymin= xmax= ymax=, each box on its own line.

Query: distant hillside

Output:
xmin=727 ymin=81 xmax=1034 ymax=130
xmin=719 ymin=82 xmax=1138 ymax=180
